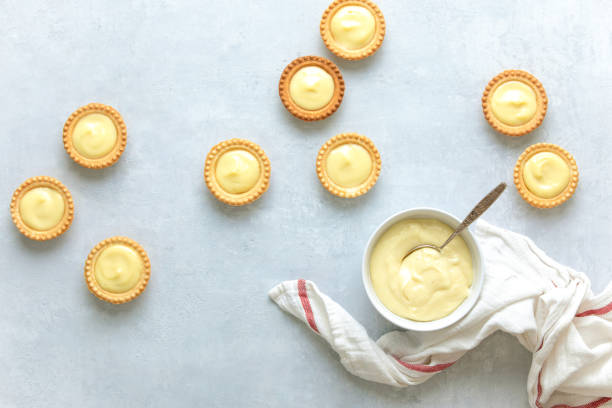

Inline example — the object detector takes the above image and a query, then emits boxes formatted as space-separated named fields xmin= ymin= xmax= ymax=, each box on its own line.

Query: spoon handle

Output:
xmin=439 ymin=182 xmax=507 ymax=250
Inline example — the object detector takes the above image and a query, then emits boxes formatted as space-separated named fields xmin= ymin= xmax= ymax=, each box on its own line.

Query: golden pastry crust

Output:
xmin=10 ymin=176 xmax=74 ymax=241
xmin=204 ymin=139 xmax=271 ymax=206
xmin=514 ymin=143 xmax=578 ymax=208
xmin=84 ymin=236 xmax=151 ymax=304
xmin=320 ymin=0 xmax=386 ymax=60
xmin=482 ymin=70 xmax=548 ymax=137
xmin=317 ymin=133 xmax=381 ymax=198
xmin=63 ymin=103 xmax=127 ymax=168
xmin=279 ymin=56 xmax=345 ymax=121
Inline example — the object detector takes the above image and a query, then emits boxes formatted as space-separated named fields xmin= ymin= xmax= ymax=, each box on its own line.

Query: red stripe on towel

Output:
xmin=394 ymin=357 xmax=455 ymax=373
xmin=536 ymin=370 xmax=610 ymax=408
xmin=550 ymin=397 xmax=611 ymax=408
xmin=536 ymin=371 xmax=544 ymax=408
xmin=298 ymin=279 xmax=319 ymax=333
xmin=576 ymin=300 xmax=612 ymax=317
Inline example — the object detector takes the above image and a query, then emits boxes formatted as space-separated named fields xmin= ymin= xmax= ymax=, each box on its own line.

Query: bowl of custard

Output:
xmin=362 ymin=208 xmax=484 ymax=331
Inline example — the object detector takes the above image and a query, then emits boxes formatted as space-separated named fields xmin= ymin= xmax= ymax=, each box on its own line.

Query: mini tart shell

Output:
xmin=320 ymin=0 xmax=386 ymax=60
xmin=84 ymin=236 xmax=151 ymax=304
xmin=317 ymin=133 xmax=381 ymax=198
xmin=279 ymin=56 xmax=345 ymax=121
xmin=482 ymin=70 xmax=548 ymax=137
xmin=204 ymin=139 xmax=271 ymax=206
xmin=10 ymin=176 xmax=74 ymax=241
xmin=514 ymin=143 xmax=578 ymax=208
xmin=63 ymin=103 xmax=127 ymax=168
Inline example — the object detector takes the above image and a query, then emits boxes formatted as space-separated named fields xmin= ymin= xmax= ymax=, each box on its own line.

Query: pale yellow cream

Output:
xmin=326 ymin=143 xmax=372 ymax=188
xmin=72 ymin=113 xmax=118 ymax=159
xmin=289 ymin=66 xmax=335 ymax=111
xmin=490 ymin=81 xmax=537 ymax=126
xmin=330 ymin=5 xmax=376 ymax=50
xmin=19 ymin=187 xmax=65 ymax=231
xmin=370 ymin=218 xmax=473 ymax=322
xmin=215 ymin=150 xmax=261 ymax=194
xmin=94 ymin=244 xmax=143 ymax=293
xmin=523 ymin=152 xmax=570 ymax=198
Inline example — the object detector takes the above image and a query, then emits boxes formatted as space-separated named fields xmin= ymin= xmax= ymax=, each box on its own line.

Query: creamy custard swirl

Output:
xmin=215 ymin=149 xmax=261 ymax=194
xmin=289 ymin=66 xmax=335 ymax=111
xmin=330 ymin=5 xmax=376 ymax=50
xmin=94 ymin=244 xmax=144 ymax=294
xmin=370 ymin=218 xmax=473 ymax=321
xmin=523 ymin=152 xmax=570 ymax=198
xmin=325 ymin=143 xmax=372 ymax=188
xmin=72 ymin=113 xmax=118 ymax=159
xmin=490 ymin=81 xmax=537 ymax=126
xmin=19 ymin=187 xmax=65 ymax=231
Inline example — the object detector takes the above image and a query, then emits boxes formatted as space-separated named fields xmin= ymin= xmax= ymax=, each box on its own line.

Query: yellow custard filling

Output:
xmin=326 ymin=143 xmax=372 ymax=188
xmin=289 ymin=66 xmax=335 ymax=111
xmin=72 ymin=113 xmax=118 ymax=159
xmin=215 ymin=149 xmax=261 ymax=194
xmin=523 ymin=152 xmax=570 ymax=198
xmin=19 ymin=187 xmax=65 ymax=231
xmin=370 ymin=219 xmax=473 ymax=322
xmin=330 ymin=5 xmax=376 ymax=50
xmin=490 ymin=81 xmax=537 ymax=126
xmin=94 ymin=244 xmax=143 ymax=293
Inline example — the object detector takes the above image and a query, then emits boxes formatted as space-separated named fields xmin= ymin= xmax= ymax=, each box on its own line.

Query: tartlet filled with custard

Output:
xmin=10 ymin=176 xmax=74 ymax=241
xmin=63 ymin=103 xmax=127 ymax=168
xmin=482 ymin=70 xmax=547 ymax=137
xmin=84 ymin=236 xmax=151 ymax=304
xmin=320 ymin=0 xmax=386 ymax=60
xmin=514 ymin=143 xmax=578 ymax=208
xmin=279 ymin=56 xmax=345 ymax=121
xmin=316 ymin=133 xmax=381 ymax=198
xmin=204 ymin=138 xmax=271 ymax=206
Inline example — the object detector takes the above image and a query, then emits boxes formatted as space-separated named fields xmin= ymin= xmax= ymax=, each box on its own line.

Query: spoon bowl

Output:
xmin=402 ymin=182 xmax=506 ymax=262
xmin=403 ymin=243 xmax=441 ymax=258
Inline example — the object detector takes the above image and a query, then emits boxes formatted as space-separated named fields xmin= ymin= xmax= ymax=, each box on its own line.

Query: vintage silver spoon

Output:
xmin=402 ymin=182 xmax=507 ymax=260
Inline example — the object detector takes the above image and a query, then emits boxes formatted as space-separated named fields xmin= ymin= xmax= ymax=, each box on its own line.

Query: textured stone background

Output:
xmin=1 ymin=0 xmax=611 ymax=406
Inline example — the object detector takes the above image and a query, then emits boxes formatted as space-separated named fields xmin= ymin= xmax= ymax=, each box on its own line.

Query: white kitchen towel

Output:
xmin=269 ymin=220 xmax=612 ymax=408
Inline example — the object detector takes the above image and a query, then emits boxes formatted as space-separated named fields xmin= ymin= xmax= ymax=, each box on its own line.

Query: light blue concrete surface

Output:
xmin=1 ymin=0 xmax=611 ymax=406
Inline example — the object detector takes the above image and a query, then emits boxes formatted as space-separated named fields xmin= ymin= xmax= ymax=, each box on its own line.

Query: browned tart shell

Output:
xmin=279 ymin=56 xmax=345 ymax=121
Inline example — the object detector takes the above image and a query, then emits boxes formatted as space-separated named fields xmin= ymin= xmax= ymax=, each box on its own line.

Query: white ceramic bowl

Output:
xmin=362 ymin=208 xmax=484 ymax=331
